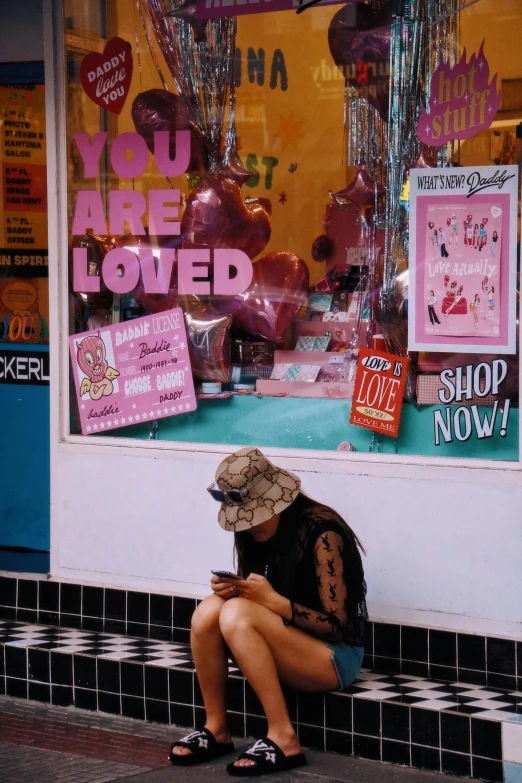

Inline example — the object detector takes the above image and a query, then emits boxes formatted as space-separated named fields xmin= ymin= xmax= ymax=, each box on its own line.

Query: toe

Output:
xmin=173 ymin=746 xmax=191 ymax=756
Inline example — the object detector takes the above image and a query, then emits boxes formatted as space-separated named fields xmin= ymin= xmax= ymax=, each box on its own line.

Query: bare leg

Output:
xmin=171 ymin=594 xmax=229 ymax=757
xmin=219 ymin=598 xmax=339 ymax=769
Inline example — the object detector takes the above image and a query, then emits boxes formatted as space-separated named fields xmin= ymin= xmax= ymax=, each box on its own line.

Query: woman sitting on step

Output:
xmin=170 ymin=446 xmax=367 ymax=777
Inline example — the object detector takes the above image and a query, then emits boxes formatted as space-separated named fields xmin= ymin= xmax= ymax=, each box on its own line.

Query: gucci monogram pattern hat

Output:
xmin=216 ymin=447 xmax=301 ymax=532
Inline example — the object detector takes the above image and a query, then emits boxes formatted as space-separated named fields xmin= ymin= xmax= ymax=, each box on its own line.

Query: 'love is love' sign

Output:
xmin=80 ymin=37 xmax=133 ymax=115
xmin=350 ymin=348 xmax=409 ymax=438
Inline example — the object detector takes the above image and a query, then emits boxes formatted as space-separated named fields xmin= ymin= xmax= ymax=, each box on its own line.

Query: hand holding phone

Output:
xmin=211 ymin=570 xmax=241 ymax=581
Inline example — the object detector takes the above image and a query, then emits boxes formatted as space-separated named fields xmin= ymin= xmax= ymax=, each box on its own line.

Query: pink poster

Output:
xmin=422 ymin=198 xmax=502 ymax=338
xmin=408 ymin=165 xmax=518 ymax=354
xmin=69 ymin=308 xmax=197 ymax=434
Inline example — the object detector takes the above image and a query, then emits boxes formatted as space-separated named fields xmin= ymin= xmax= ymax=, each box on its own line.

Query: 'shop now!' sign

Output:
xmin=350 ymin=348 xmax=409 ymax=438
xmin=417 ymin=41 xmax=501 ymax=146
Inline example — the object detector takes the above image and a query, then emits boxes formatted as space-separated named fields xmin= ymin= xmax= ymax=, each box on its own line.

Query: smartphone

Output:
xmin=211 ymin=570 xmax=241 ymax=581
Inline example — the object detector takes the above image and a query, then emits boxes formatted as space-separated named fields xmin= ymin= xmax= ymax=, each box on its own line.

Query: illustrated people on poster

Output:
xmin=490 ymin=230 xmax=499 ymax=258
xmin=470 ymin=294 xmax=480 ymax=329
xmin=449 ymin=214 xmax=459 ymax=244
xmin=488 ymin=286 xmax=495 ymax=320
xmin=439 ymin=226 xmax=449 ymax=258
xmin=423 ymin=200 xmax=503 ymax=339
xmin=478 ymin=222 xmax=487 ymax=252
xmin=445 ymin=285 xmax=463 ymax=317
xmin=429 ymin=223 xmax=438 ymax=259
xmin=427 ymin=290 xmax=441 ymax=325
xmin=77 ymin=333 xmax=120 ymax=400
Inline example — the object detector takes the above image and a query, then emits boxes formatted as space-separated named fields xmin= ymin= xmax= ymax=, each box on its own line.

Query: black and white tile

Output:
xmin=0 ymin=620 xmax=237 ymax=671
xmin=347 ymin=671 xmax=522 ymax=723
xmin=1 ymin=620 xmax=521 ymax=723
xmin=2 ymin=618 xmax=522 ymax=781
xmin=2 ymin=577 xmax=521 ymax=695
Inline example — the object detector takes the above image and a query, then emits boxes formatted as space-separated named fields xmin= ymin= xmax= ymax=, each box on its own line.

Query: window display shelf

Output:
xmin=111 ymin=395 xmax=518 ymax=461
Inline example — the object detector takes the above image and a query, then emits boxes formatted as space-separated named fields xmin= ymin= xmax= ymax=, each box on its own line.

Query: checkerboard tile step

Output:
xmin=1 ymin=619 xmax=520 ymax=781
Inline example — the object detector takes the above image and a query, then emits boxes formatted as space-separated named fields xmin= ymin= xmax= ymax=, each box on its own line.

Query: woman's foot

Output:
xmin=171 ymin=724 xmax=231 ymax=758
xmin=232 ymin=728 xmax=301 ymax=769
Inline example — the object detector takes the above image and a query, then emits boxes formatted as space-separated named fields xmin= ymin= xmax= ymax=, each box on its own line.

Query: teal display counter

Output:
xmin=117 ymin=395 xmax=518 ymax=462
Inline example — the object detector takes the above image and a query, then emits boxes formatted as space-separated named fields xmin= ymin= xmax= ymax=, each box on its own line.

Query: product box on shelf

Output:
xmin=256 ymin=349 xmax=356 ymax=399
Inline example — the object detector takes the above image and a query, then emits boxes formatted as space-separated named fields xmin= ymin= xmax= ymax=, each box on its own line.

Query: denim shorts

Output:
xmin=324 ymin=642 xmax=364 ymax=690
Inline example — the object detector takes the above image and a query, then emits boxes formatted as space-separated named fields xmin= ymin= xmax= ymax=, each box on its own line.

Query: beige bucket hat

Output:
xmin=209 ymin=447 xmax=301 ymax=532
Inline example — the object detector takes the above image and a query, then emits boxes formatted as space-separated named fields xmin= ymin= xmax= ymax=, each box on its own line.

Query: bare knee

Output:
xmin=218 ymin=597 xmax=255 ymax=638
xmin=191 ymin=594 xmax=224 ymax=637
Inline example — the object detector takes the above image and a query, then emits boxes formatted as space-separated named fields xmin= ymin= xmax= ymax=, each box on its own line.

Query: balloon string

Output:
xmin=136 ymin=0 xmax=169 ymax=91
xmin=134 ymin=3 xmax=144 ymax=94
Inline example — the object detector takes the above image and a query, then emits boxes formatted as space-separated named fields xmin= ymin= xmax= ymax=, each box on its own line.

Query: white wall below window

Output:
xmin=51 ymin=447 xmax=522 ymax=640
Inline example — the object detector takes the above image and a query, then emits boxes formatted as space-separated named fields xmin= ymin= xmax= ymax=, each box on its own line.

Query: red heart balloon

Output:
xmin=181 ymin=176 xmax=271 ymax=260
xmin=482 ymin=217 xmax=488 ymax=225
xmin=229 ymin=252 xmax=309 ymax=341
xmin=428 ymin=221 xmax=434 ymax=230
xmin=131 ymin=89 xmax=208 ymax=177
xmin=328 ymin=4 xmax=391 ymax=121
xmin=467 ymin=214 xmax=473 ymax=222
xmin=80 ymin=37 xmax=133 ymax=115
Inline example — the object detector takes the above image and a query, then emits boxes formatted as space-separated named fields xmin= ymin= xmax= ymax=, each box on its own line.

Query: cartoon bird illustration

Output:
xmin=77 ymin=333 xmax=119 ymax=401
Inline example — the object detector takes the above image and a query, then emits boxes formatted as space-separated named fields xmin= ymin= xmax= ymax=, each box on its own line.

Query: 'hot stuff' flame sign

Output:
xmin=417 ymin=41 xmax=501 ymax=147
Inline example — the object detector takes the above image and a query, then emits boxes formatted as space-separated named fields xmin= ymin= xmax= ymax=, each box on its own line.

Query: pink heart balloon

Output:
xmin=181 ymin=176 xmax=271 ymax=260
xmin=229 ymin=252 xmax=309 ymax=341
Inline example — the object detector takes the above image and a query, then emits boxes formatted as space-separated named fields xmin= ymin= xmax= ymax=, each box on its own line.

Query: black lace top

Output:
xmin=236 ymin=494 xmax=367 ymax=647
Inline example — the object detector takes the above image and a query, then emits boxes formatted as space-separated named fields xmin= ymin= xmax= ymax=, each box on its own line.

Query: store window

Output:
xmin=62 ymin=0 xmax=520 ymax=460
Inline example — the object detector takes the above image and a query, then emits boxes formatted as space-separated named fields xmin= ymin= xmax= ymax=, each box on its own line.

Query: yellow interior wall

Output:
xmin=101 ymin=0 xmax=519 ymax=284
xmin=113 ymin=3 xmax=345 ymax=286
xmin=458 ymin=0 xmax=522 ymax=166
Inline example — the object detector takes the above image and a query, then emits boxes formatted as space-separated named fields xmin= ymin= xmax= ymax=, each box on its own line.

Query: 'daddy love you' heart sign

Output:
xmin=80 ymin=37 xmax=133 ymax=115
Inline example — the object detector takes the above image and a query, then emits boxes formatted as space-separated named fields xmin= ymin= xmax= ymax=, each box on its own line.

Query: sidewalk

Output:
xmin=0 ymin=695 xmax=463 ymax=783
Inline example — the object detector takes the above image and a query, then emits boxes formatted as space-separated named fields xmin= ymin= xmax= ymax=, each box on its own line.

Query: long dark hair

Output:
xmin=234 ymin=493 xmax=365 ymax=596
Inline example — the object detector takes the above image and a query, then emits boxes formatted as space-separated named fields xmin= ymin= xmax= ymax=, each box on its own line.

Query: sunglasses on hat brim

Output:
xmin=207 ymin=470 xmax=267 ymax=505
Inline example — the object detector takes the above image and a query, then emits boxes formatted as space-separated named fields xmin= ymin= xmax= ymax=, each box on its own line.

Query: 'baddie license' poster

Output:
xmin=409 ymin=165 xmax=518 ymax=354
xmin=69 ymin=308 xmax=197 ymax=434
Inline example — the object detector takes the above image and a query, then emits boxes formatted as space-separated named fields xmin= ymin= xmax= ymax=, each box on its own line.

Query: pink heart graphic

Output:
xmin=81 ymin=37 xmax=133 ymax=115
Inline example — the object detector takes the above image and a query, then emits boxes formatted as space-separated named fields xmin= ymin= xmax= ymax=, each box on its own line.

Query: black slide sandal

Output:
xmin=169 ymin=728 xmax=235 ymax=766
xmin=227 ymin=738 xmax=307 ymax=777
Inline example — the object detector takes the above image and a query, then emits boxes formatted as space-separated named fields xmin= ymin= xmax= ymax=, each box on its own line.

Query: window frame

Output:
xmin=44 ymin=0 xmax=522 ymax=484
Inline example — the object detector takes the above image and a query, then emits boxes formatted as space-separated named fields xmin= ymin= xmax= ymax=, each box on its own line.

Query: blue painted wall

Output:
xmin=0 ymin=52 xmax=50 ymax=554
xmin=0 ymin=345 xmax=50 ymax=551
